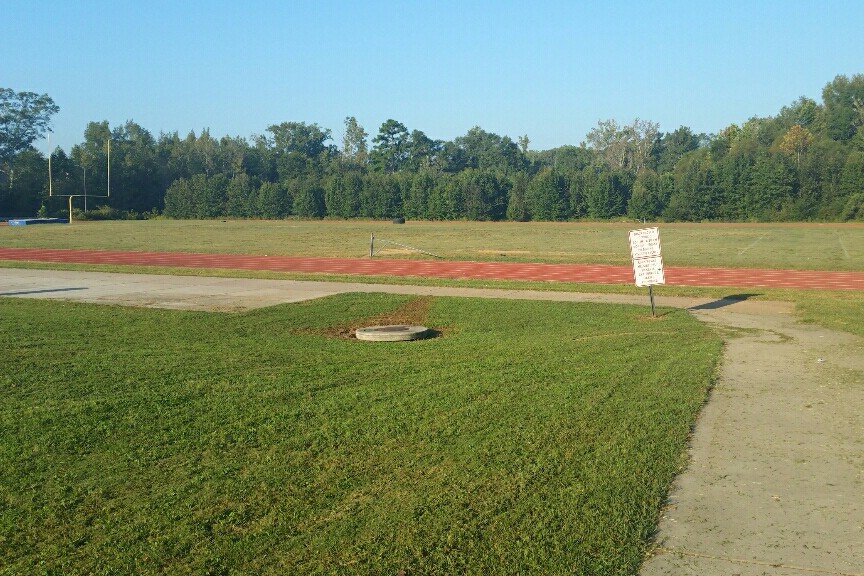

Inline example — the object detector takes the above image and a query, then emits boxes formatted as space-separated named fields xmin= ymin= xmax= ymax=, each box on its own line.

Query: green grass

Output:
xmin=795 ymin=290 xmax=864 ymax=337
xmin=3 ymin=219 xmax=863 ymax=270
xmin=0 ymin=294 xmax=722 ymax=575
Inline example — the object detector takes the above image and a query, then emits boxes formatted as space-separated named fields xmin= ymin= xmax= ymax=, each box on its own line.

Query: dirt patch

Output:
xmin=314 ymin=296 xmax=442 ymax=340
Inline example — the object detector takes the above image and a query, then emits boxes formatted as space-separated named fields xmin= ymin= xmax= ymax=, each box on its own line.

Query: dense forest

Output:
xmin=2 ymin=74 xmax=864 ymax=222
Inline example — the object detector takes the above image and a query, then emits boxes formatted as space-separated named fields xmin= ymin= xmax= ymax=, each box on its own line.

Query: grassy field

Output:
xmin=1 ymin=220 xmax=860 ymax=572
xmin=0 ymin=294 xmax=722 ymax=575
xmin=2 ymin=219 xmax=863 ymax=271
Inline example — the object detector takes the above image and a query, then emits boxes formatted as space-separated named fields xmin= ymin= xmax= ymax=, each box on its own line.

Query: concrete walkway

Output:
xmin=2 ymin=269 xmax=862 ymax=575
xmin=642 ymin=302 xmax=864 ymax=576
xmin=0 ymin=268 xmax=703 ymax=311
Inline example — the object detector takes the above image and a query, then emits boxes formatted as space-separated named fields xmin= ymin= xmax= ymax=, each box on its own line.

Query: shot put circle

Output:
xmin=355 ymin=325 xmax=429 ymax=342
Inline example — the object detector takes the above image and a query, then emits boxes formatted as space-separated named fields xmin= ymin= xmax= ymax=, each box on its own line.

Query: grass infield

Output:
xmin=0 ymin=294 xmax=722 ymax=575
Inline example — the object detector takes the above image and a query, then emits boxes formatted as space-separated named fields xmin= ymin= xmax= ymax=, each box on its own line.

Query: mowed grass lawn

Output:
xmin=0 ymin=294 xmax=722 ymax=575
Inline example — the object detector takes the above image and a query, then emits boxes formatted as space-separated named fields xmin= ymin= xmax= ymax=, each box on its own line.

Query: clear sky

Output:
xmin=4 ymin=0 xmax=863 ymax=154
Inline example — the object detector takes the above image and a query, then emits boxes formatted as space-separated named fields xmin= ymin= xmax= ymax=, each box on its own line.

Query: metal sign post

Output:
xmin=628 ymin=227 xmax=665 ymax=316
xmin=649 ymin=285 xmax=656 ymax=317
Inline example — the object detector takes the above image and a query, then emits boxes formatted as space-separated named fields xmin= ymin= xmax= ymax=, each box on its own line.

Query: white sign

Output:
xmin=629 ymin=227 xmax=665 ymax=287
xmin=628 ymin=227 xmax=662 ymax=260
xmin=632 ymin=256 xmax=665 ymax=287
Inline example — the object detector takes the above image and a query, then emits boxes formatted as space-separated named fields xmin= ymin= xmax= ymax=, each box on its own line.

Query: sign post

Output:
xmin=628 ymin=227 xmax=665 ymax=316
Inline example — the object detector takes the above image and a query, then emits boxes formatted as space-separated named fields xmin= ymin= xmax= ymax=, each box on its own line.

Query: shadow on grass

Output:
xmin=690 ymin=293 xmax=763 ymax=310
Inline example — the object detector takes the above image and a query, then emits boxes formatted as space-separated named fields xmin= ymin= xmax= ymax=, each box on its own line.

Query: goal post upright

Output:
xmin=47 ymin=135 xmax=111 ymax=222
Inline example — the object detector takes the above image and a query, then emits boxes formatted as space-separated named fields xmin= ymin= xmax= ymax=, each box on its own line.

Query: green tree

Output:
xmin=218 ymin=135 xmax=251 ymax=180
xmin=163 ymin=174 xmax=227 ymax=218
xmin=799 ymin=139 xmax=846 ymax=219
xmin=777 ymin=96 xmax=819 ymax=130
xmin=341 ymin=116 xmax=368 ymax=169
xmin=163 ymin=177 xmax=196 ymax=218
xmin=369 ymin=119 xmax=410 ymax=173
xmin=406 ymin=130 xmax=442 ymax=171
xmin=840 ymin=193 xmax=864 ymax=220
xmin=0 ymin=149 xmax=47 ymax=215
xmin=453 ymin=126 xmax=524 ymax=174
xmin=361 ymin=172 xmax=401 ymax=218
xmin=245 ymin=133 xmax=276 ymax=183
xmin=565 ymin=169 xmax=590 ymax=218
xmin=458 ymin=169 xmax=505 ymax=221
xmin=192 ymin=129 xmax=220 ymax=176
xmin=656 ymin=126 xmax=699 ymax=173
xmin=627 ymin=169 xmax=663 ymax=221
xmin=267 ymin=122 xmax=333 ymax=181
xmin=225 ymin=173 xmax=256 ymax=217
xmin=821 ymin=74 xmax=864 ymax=142
xmin=506 ymin=171 xmax=530 ymax=221
xmin=110 ymin=121 xmax=160 ymax=213
xmin=292 ymin=178 xmax=325 ymax=218
xmin=156 ymin=131 xmax=186 ymax=188
xmin=256 ymin=181 xmax=289 ymax=219
xmin=438 ymin=140 xmax=468 ymax=173
xmin=713 ymin=142 xmax=755 ymax=220
xmin=403 ymin=170 xmax=435 ymax=220
xmin=198 ymin=174 xmax=227 ymax=218
xmin=549 ymin=145 xmax=593 ymax=173
xmin=426 ymin=174 xmax=460 ymax=220
xmin=747 ymin=152 xmax=796 ymax=220
xmin=71 ymin=121 xmax=111 ymax=198
xmin=584 ymin=168 xmax=629 ymax=219
xmin=666 ymin=150 xmax=716 ymax=221
xmin=778 ymin=124 xmax=815 ymax=168
xmin=325 ymin=172 xmax=362 ymax=219
xmin=527 ymin=167 xmax=567 ymax=221
xmin=586 ymin=118 xmax=659 ymax=174
xmin=839 ymin=151 xmax=864 ymax=212
xmin=0 ymin=88 xmax=59 ymax=183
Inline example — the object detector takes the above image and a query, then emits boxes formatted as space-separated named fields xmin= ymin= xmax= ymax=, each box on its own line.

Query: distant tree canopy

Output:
xmin=0 ymin=88 xmax=59 ymax=164
xmin=3 ymin=74 xmax=864 ymax=222
xmin=1 ymin=88 xmax=59 ymax=210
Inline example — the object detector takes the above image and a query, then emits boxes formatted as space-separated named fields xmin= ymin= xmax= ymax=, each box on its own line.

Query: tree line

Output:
xmin=2 ymin=74 xmax=863 ymax=222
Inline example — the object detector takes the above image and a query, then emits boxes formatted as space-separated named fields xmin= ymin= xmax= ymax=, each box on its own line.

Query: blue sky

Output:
xmin=4 ymin=0 xmax=862 ymax=154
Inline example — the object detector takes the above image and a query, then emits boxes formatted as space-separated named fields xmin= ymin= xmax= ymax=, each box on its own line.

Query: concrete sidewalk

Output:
xmin=0 ymin=268 xmax=711 ymax=311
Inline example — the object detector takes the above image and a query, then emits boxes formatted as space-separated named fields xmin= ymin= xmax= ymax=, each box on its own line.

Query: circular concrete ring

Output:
xmin=355 ymin=325 xmax=429 ymax=342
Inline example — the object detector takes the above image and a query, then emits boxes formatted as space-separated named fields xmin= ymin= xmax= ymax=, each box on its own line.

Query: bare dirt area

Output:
xmin=1 ymin=268 xmax=862 ymax=575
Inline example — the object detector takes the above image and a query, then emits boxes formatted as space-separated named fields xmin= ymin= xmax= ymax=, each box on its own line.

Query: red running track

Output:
xmin=0 ymin=247 xmax=862 ymax=290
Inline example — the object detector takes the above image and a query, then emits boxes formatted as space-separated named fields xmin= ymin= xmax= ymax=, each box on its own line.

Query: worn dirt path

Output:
xmin=2 ymin=267 xmax=862 ymax=575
